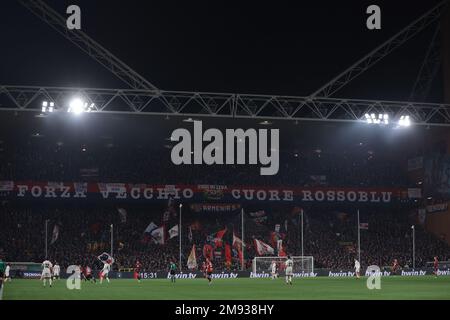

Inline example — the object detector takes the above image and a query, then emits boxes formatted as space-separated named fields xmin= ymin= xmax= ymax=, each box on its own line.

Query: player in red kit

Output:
xmin=392 ymin=259 xmax=400 ymax=275
xmin=205 ymin=259 xmax=213 ymax=285
xmin=134 ymin=260 xmax=142 ymax=283
xmin=84 ymin=265 xmax=96 ymax=283
xmin=433 ymin=256 xmax=439 ymax=277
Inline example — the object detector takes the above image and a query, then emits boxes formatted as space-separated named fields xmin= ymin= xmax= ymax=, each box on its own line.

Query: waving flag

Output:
xmin=249 ymin=210 xmax=267 ymax=224
xmin=277 ymin=239 xmax=287 ymax=257
xmin=225 ymin=244 xmax=232 ymax=265
xmin=214 ymin=228 xmax=227 ymax=247
xmin=254 ymin=239 xmax=275 ymax=256
xmin=359 ymin=223 xmax=369 ymax=230
xmin=151 ymin=226 xmax=165 ymax=245
xmin=203 ymin=244 xmax=213 ymax=260
xmin=98 ymin=252 xmax=115 ymax=265
xmin=168 ymin=225 xmax=179 ymax=239
xmin=232 ymin=233 xmax=244 ymax=265
xmin=232 ymin=234 xmax=244 ymax=247
xmin=117 ymin=208 xmax=127 ymax=223
xmin=50 ymin=224 xmax=60 ymax=245
xmin=187 ymin=245 xmax=197 ymax=270
xmin=188 ymin=226 xmax=193 ymax=243
xmin=144 ymin=222 xmax=158 ymax=234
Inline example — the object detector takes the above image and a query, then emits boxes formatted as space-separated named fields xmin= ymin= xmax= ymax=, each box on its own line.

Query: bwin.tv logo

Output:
xmin=170 ymin=120 xmax=279 ymax=175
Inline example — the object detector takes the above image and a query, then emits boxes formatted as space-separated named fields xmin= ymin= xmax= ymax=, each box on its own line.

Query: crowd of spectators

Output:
xmin=0 ymin=139 xmax=409 ymax=187
xmin=1 ymin=202 xmax=448 ymax=272
xmin=0 ymin=133 xmax=445 ymax=273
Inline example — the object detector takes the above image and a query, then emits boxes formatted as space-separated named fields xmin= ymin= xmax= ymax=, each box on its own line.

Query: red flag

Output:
xmin=225 ymin=244 xmax=232 ymax=264
xmin=214 ymin=228 xmax=227 ymax=247
xmin=254 ymin=239 xmax=275 ymax=256
xmin=237 ymin=247 xmax=243 ymax=264
xmin=277 ymin=240 xmax=287 ymax=257
xmin=270 ymin=231 xmax=279 ymax=248
xmin=203 ymin=244 xmax=213 ymax=260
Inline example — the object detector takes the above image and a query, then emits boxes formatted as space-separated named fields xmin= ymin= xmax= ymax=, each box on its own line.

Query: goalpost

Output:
xmin=252 ymin=256 xmax=314 ymax=274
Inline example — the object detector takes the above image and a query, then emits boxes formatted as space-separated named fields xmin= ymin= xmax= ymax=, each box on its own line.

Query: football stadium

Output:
xmin=1 ymin=0 xmax=450 ymax=304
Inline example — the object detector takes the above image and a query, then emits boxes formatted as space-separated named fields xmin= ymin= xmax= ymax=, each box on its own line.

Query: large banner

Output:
xmin=0 ymin=181 xmax=410 ymax=204
xmin=12 ymin=268 xmax=450 ymax=279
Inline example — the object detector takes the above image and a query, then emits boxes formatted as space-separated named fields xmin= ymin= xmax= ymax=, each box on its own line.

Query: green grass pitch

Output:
xmin=3 ymin=276 xmax=450 ymax=300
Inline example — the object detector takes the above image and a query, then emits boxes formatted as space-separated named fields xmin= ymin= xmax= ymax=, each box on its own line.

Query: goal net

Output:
xmin=252 ymin=256 xmax=314 ymax=275
xmin=426 ymin=261 xmax=450 ymax=269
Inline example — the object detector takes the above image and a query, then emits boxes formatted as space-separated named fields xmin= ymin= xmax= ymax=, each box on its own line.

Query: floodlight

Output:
xmin=69 ymin=98 xmax=85 ymax=114
xmin=399 ymin=115 xmax=411 ymax=127
xmin=365 ymin=113 xmax=389 ymax=125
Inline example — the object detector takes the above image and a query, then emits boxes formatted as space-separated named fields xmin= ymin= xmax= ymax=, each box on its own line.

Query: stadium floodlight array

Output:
xmin=68 ymin=98 xmax=95 ymax=115
xmin=398 ymin=115 xmax=411 ymax=127
xmin=252 ymin=256 xmax=314 ymax=275
xmin=41 ymin=101 xmax=55 ymax=113
xmin=41 ymin=98 xmax=95 ymax=115
xmin=365 ymin=113 xmax=389 ymax=125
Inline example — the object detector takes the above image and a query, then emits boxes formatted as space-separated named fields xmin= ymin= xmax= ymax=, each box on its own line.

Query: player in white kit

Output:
xmin=41 ymin=260 xmax=53 ymax=287
xmin=100 ymin=262 xmax=111 ymax=284
xmin=354 ymin=259 xmax=361 ymax=279
xmin=52 ymin=263 xmax=60 ymax=281
xmin=4 ymin=264 xmax=11 ymax=282
xmin=270 ymin=261 xmax=278 ymax=280
xmin=285 ymin=256 xmax=293 ymax=285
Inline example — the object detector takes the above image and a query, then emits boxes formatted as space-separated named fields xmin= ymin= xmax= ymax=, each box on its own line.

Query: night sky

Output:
xmin=0 ymin=0 xmax=445 ymax=101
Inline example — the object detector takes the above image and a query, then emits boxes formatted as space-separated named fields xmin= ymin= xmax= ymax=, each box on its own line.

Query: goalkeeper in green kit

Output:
xmin=169 ymin=260 xmax=177 ymax=283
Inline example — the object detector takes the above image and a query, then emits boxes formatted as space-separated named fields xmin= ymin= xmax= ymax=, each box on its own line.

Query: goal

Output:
xmin=426 ymin=260 xmax=450 ymax=269
xmin=252 ymin=256 xmax=314 ymax=274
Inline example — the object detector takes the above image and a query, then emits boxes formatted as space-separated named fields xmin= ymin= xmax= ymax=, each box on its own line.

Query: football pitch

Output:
xmin=2 ymin=276 xmax=450 ymax=300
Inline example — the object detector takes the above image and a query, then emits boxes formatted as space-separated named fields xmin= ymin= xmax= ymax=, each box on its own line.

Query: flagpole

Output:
xmin=179 ymin=204 xmax=182 ymax=271
xmin=241 ymin=208 xmax=245 ymax=271
xmin=301 ymin=209 xmax=304 ymax=257
xmin=45 ymin=219 xmax=49 ymax=259
xmin=301 ymin=209 xmax=304 ymax=270
xmin=357 ymin=210 xmax=361 ymax=264
xmin=412 ymin=225 xmax=415 ymax=269
xmin=110 ymin=224 xmax=113 ymax=257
